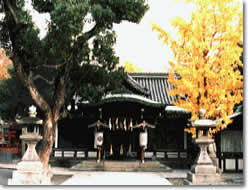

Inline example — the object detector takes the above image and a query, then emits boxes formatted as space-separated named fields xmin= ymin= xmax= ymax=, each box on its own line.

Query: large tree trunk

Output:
xmin=38 ymin=112 xmax=56 ymax=171
xmin=37 ymin=76 xmax=67 ymax=174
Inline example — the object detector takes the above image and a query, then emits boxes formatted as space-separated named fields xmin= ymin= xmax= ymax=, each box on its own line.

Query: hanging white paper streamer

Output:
xmin=116 ymin=118 xmax=119 ymax=129
xmin=109 ymin=118 xmax=112 ymax=130
xmin=130 ymin=118 xmax=133 ymax=132
xmin=124 ymin=118 xmax=127 ymax=131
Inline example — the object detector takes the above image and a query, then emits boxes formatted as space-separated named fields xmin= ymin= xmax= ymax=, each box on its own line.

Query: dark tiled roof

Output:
xmin=128 ymin=73 xmax=177 ymax=105
xmin=125 ymin=74 xmax=150 ymax=96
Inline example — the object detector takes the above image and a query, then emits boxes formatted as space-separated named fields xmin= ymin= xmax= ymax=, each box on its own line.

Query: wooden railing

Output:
xmin=152 ymin=148 xmax=190 ymax=168
xmin=50 ymin=148 xmax=90 ymax=160
xmin=217 ymin=152 xmax=243 ymax=172
xmin=153 ymin=149 xmax=188 ymax=160
xmin=50 ymin=148 xmax=243 ymax=173
xmin=50 ymin=148 xmax=188 ymax=160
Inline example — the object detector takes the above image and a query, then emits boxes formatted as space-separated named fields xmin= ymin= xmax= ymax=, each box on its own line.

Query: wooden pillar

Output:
xmin=110 ymin=144 xmax=113 ymax=156
xmin=141 ymin=148 xmax=145 ymax=163
xmin=235 ymin=158 xmax=239 ymax=172
xmin=184 ymin=131 xmax=187 ymax=150
xmin=128 ymin=144 xmax=132 ymax=153
xmin=21 ymin=128 xmax=26 ymax=156
xmin=97 ymin=146 xmax=101 ymax=163
xmin=120 ymin=144 xmax=123 ymax=155
xmin=55 ymin=123 xmax=58 ymax=148
xmin=86 ymin=151 xmax=88 ymax=159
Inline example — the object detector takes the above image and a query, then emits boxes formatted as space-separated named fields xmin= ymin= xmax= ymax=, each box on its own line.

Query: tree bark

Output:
xmin=38 ymin=72 xmax=68 ymax=171
xmin=38 ymin=112 xmax=55 ymax=171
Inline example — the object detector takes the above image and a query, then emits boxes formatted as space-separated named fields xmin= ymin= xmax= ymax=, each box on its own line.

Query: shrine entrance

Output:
xmin=103 ymin=128 xmax=140 ymax=160
xmin=56 ymin=95 xmax=164 ymax=163
xmin=88 ymin=99 xmax=160 ymax=163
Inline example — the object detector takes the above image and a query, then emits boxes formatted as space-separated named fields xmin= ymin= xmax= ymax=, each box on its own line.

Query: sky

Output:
xmin=113 ymin=0 xmax=194 ymax=72
xmin=5 ymin=0 xmax=245 ymax=73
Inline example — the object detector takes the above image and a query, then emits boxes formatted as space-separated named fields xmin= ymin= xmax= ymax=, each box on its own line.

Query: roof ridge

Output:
xmin=128 ymin=72 xmax=181 ymax=79
xmin=128 ymin=72 xmax=169 ymax=78
xmin=128 ymin=72 xmax=169 ymax=74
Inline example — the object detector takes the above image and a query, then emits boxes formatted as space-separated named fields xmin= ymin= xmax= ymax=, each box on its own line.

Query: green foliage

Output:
xmin=0 ymin=68 xmax=32 ymax=119
xmin=31 ymin=0 xmax=54 ymax=13
xmin=70 ymin=63 xmax=126 ymax=103
xmin=90 ymin=0 xmax=149 ymax=25
xmin=0 ymin=0 xmax=149 ymax=118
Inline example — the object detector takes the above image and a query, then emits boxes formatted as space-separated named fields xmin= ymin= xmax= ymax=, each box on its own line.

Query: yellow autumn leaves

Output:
xmin=152 ymin=0 xmax=243 ymax=137
xmin=0 ymin=49 xmax=12 ymax=82
xmin=122 ymin=61 xmax=142 ymax=73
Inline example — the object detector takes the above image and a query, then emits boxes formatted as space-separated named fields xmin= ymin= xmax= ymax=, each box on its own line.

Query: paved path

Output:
xmin=61 ymin=172 xmax=172 ymax=185
xmin=0 ymin=163 xmax=243 ymax=186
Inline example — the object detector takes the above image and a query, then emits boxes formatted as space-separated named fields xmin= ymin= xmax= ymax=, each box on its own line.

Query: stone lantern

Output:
xmin=8 ymin=105 xmax=50 ymax=185
xmin=184 ymin=109 xmax=223 ymax=185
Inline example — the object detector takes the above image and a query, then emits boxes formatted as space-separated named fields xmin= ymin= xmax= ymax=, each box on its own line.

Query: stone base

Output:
xmin=191 ymin=164 xmax=217 ymax=174
xmin=71 ymin=160 xmax=172 ymax=172
xmin=16 ymin=160 xmax=43 ymax=171
xmin=184 ymin=171 xmax=224 ymax=185
xmin=185 ymin=163 xmax=224 ymax=185
xmin=8 ymin=161 xmax=51 ymax=185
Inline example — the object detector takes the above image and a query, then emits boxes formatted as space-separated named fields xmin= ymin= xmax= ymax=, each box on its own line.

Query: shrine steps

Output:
xmin=70 ymin=160 xmax=172 ymax=172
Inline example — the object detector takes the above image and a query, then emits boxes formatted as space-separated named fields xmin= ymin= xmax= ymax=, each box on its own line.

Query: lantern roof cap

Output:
xmin=15 ymin=105 xmax=43 ymax=125
xmin=16 ymin=117 xmax=43 ymax=125
xmin=191 ymin=119 xmax=217 ymax=128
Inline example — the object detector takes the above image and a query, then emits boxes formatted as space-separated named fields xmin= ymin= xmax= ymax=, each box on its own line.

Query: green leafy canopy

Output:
xmin=0 ymin=0 xmax=149 ymax=118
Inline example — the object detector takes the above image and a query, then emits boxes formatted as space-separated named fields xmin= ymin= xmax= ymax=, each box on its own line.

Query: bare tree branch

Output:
xmin=14 ymin=61 xmax=51 ymax=113
xmin=3 ymin=0 xmax=18 ymax=24
xmin=32 ymin=74 xmax=54 ymax=85
xmin=35 ymin=62 xmax=67 ymax=70
xmin=52 ymin=56 xmax=73 ymax=122
xmin=76 ymin=23 xmax=100 ymax=48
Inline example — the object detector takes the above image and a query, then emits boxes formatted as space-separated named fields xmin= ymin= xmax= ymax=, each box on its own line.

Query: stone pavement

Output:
xmin=0 ymin=161 xmax=244 ymax=186
xmin=61 ymin=172 xmax=171 ymax=185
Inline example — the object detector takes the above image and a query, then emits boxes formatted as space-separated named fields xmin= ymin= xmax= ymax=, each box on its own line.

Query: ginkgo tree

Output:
xmin=152 ymin=0 xmax=243 ymax=137
xmin=122 ymin=60 xmax=142 ymax=73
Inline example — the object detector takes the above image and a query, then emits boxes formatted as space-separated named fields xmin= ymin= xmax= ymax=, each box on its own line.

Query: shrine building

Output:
xmin=0 ymin=72 xmax=243 ymax=172
xmin=52 ymin=72 xmax=243 ymax=172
